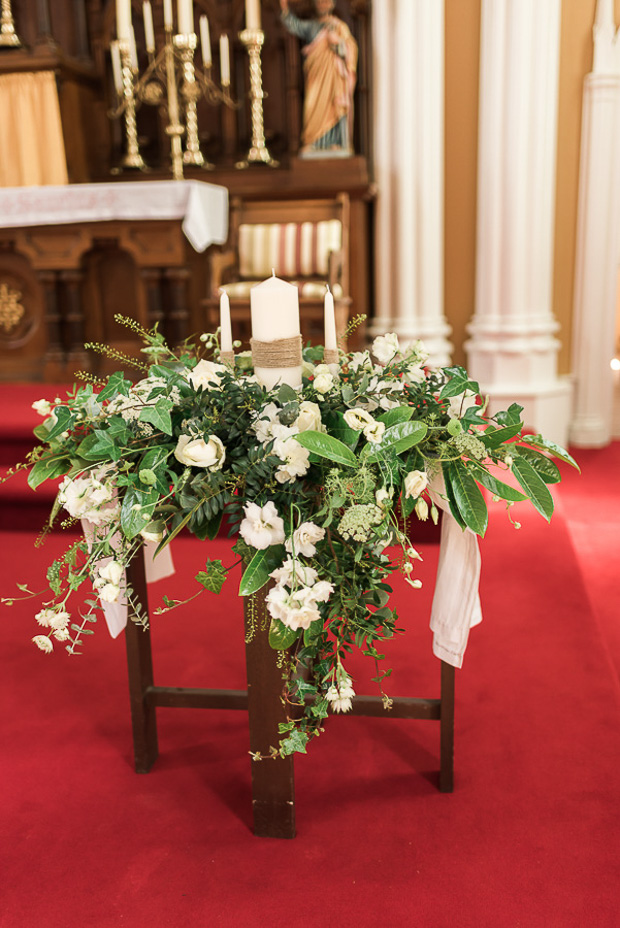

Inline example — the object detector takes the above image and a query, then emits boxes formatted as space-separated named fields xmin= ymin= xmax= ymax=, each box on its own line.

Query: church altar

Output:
xmin=0 ymin=180 xmax=228 ymax=381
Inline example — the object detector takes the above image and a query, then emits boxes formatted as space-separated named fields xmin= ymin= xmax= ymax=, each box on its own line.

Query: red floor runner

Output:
xmin=2 ymin=502 xmax=620 ymax=927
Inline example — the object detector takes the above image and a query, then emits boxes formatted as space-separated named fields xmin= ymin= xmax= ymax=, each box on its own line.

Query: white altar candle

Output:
xmin=110 ymin=41 xmax=123 ymax=94
xmin=245 ymin=0 xmax=261 ymax=30
xmin=219 ymin=289 xmax=233 ymax=353
xmin=220 ymin=34 xmax=230 ymax=85
xmin=177 ymin=0 xmax=193 ymax=35
xmin=250 ymin=274 xmax=301 ymax=390
xmin=143 ymin=1 xmax=155 ymax=53
xmin=163 ymin=0 xmax=174 ymax=30
xmin=200 ymin=15 xmax=212 ymax=67
xmin=116 ymin=0 xmax=132 ymax=41
xmin=324 ymin=285 xmax=337 ymax=352
xmin=129 ymin=26 xmax=139 ymax=69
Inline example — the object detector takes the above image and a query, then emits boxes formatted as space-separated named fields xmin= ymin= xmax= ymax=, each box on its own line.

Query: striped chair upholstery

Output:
xmin=237 ymin=220 xmax=342 ymax=281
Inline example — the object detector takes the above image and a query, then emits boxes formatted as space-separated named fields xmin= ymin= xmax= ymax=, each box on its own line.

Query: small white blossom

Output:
xmin=270 ymin=557 xmax=319 ymax=588
xmin=58 ymin=468 xmax=119 ymax=526
xmin=348 ymin=351 xmax=372 ymax=372
xmin=252 ymin=402 xmax=282 ymax=444
xmin=285 ymin=522 xmax=325 ymax=557
xmin=239 ymin=501 xmax=285 ymax=550
xmin=174 ymin=434 xmax=225 ymax=471
xmin=32 ymin=635 xmax=53 ymax=653
xmin=52 ymin=627 xmax=71 ymax=641
xmin=372 ymin=333 xmax=400 ymax=366
xmin=273 ymin=437 xmax=310 ymax=484
xmin=265 ymin=586 xmax=322 ymax=630
xmin=326 ymin=676 xmax=356 ymax=713
xmin=96 ymin=560 xmax=124 ymax=587
xmin=404 ymin=470 xmax=428 ymax=500
xmin=31 ymin=399 xmax=52 ymax=417
xmin=35 ymin=608 xmax=56 ymax=627
xmin=415 ymin=498 xmax=429 ymax=520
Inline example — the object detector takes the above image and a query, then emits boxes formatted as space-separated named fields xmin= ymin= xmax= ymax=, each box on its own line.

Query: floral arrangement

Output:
xmin=3 ymin=316 xmax=577 ymax=757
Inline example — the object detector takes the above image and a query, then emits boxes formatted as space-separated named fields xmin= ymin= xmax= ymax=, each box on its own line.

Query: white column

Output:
xmin=569 ymin=0 xmax=620 ymax=447
xmin=466 ymin=0 xmax=571 ymax=446
xmin=371 ymin=0 xmax=452 ymax=367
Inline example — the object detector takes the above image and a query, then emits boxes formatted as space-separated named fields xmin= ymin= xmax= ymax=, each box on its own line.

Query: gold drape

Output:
xmin=0 ymin=71 xmax=68 ymax=187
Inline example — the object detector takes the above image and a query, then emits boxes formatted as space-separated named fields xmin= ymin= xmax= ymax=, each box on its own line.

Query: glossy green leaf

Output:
xmin=377 ymin=406 xmax=414 ymax=427
xmin=511 ymin=455 xmax=554 ymax=522
xmin=364 ymin=420 xmax=428 ymax=463
xmin=268 ymin=618 xmax=300 ymax=651
xmin=466 ymin=463 xmax=528 ymax=502
xmin=239 ymin=544 xmax=286 ymax=596
xmin=293 ymin=430 xmax=357 ymax=468
xmin=481 ymin=423 xmax=523 ymax=448
xmin=515 ymin=447 xmax=561 ymax=484
xmin=120 ymin=485 xmax=159 ymax=539
xmin=443 ymin=460 xmax=488 ymax=536
xmin=27 ymin=455 xmax=72 ymax=490
xmin=521 ymin=434 xmax=580 ymax=471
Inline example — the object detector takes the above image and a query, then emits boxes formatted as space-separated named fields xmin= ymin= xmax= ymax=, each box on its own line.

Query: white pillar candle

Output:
xmin=220 ymin=33 xmax=230 ymax=85
xmin=219 ymin=289 xmax=233 ymax=353
xmin=200 ymin=15 xmax=212 ymax=67
xmin=143 ymin=1 xmax=155 ymax=53
xmin=245 ymin=0 xmax=261 ymax=30
xmin=110 ymin=41 xmax=123 ymax=94
xmin=163 ymin=0 xmax=174 ymax=30
xmin=250 ymin=274 xmax=301 ymax=390
xmin=177 ymin=0 xmax=193 ymax=35
xmin=116 ymin=0 xmax=132 ymax=41
xmin=324 ymin=285 xmax=337 ymax=352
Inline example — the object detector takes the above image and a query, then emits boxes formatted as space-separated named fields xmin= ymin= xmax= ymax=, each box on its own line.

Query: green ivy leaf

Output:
xmin=195 ymin=559 xmax=227 ymax=594
xmin=139 ymin=399 xmax=173 ymax=436
xmin=443 ymin=460 xmax=488 ymax=536
xmin=494 ymin=403 xmax=524 ymax=426
xmin=293 ymin=430 xmax=357 ymax=468
xmin=279 ymin=729 xmax=309 ymax=756
xmin=364 ymin=420 xmax=428 ymax=463
xmin=268 ymin=618 xmax=300 ymax=650
xmin=78 ymin=429 xmax=121 ymax=462
xmin=97 ymin=371 xmax=132 ymax=402
xmin=239 ymin=545 xmax=286 ymax=596
xmin=45 ymin=406 xmax=75 ymax=441
xmin=510 ymin=455 xmax=554 ymax=522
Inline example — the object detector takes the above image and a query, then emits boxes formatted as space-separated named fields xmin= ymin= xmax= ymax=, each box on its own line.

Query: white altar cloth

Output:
xmin=0 ymin=180 xmax=228 ymax=253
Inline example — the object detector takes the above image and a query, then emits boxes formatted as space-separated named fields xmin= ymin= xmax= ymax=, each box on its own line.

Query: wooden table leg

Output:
xmin=439 ymin=660 xmax=455 ymax=793
xmin=244 ymin=592 xmax=296 ymax=838
xmin=125 ymin=554 xmax=159 ymax=774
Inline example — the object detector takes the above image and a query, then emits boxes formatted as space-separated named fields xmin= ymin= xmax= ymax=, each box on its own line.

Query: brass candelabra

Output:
xmin=0 ymin=0 xmax=21 ymax=48
xmin=236 ymin=28 xmax=278 ymax=169
xmin=109 ymin=28 xmax=235 ymax=180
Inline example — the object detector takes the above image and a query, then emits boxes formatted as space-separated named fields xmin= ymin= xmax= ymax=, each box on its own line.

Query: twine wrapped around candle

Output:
xmin=220 ymin=350 xmax=235 ymax=365
xmin=250 ymin=335 xmax=302 ymax=369
xmin=323 ymin=348 xmax=339 ymax=366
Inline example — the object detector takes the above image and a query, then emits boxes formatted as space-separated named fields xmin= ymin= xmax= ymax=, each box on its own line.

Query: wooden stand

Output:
xmin=124 ymin=557 xmax=455 ymax=839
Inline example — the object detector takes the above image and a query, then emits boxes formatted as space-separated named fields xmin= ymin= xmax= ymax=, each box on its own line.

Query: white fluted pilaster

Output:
xmin=569 ymin=0 xmax=620 ymax=447
xmin=466 ymin=0 xmax=571 ymax=445
xmin=371 ymin=0 xmax=451 ymax=366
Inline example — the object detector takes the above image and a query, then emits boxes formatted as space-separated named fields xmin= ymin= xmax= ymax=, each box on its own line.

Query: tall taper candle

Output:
xmin=163 ymin=0 xmax=173 ymax=30
xmin=220 ymin=33 xmax=230 ymax=85
xmin=245 ymin=0 xmax=261 ymax=30
xmin=200 ymin=15 xmax=212 ymax=67
xmin=110 ymin=41 xmax=123 ymax=94
xmin=116 ymin=0 xmax=132 ymax=40
xmin=219 ymin=289 xmax=233 ymax=353
xmin=177 ymin=0 xmax=193 ymax=35
xmin=143 ymin=1 xmax=155 ymax=53
xmin=324 ymin=285 xmax=337 ymax=352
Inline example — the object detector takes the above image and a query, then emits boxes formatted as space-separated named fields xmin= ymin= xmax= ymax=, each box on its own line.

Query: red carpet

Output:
xmin=2 ymin=476 xmax=620 ymax=926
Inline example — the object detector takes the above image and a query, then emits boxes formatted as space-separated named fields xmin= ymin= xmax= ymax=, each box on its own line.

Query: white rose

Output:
xmin=372 ymin=333 xmax=400 ymax=365
xmin=32 ymin=399 xmax=52 ymax=417
xmin=294 ymin=401 xmax=323 ymax=433
xmin=239 ymin=501 xmax=285 ymax=549
xmin=274 ymin=437 xmax=310 ymax=484
xmin=185 ymin=359 xmax=227 ymax=391
xmin=140 ymin=521 xmax=164 ymax=543
xmin=285 ymin=521 xmax=325 ymax=557
xmin=97 ymin=583 xmax=122 ymax=603
xmin=311 ymin=580 xmax=334 ymax=603
xmin=270 ymin=557 xmax=319 ymax=588
xmin=404 ymin=469 xmax=428 ymax=499
xmin=313 ymin=364 xmax=335 ymax=395
xmin=174 ymin=434 xmax=225 ymax=470
xmin=32 ymin=635 xmax=53 ymax=653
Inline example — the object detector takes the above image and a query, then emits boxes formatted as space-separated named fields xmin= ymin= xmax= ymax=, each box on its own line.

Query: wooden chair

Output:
xmin=203 ymin=194 xmax=352 ymax=348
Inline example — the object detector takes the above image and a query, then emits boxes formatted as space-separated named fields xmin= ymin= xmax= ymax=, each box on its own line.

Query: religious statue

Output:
xmin=280 ymin=0 xmax=358 ymax=157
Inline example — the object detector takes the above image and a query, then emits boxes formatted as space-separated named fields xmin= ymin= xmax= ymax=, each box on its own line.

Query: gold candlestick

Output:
xmin=236 ymin=29 xmax=278 ymax=169
xmin=165 ymin=32 xmax=185 ymax=180
xmin=177 ymin=33 xmax=212 ymax=169
xmin=0 ymin=0 xmax=21 ymax=47
xmin=119 ymin=41 xmax=146 ymax=169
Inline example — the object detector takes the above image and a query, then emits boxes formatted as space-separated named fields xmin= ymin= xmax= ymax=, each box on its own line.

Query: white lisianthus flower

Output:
xmin=174 ymin=434 xmax=226 ymax=471
xmin=372 ymin=333 xmax=400 ymax=366
xmin=404 ymin=469 xmax=428 ymax=499
xmin=265 ymin=586 xmax=322 ymax=630
xmin=312 ymin=364 xmax=336 ymax=395
xmin=239 ymin=501 xmax=285 ymax=550
xmin=326 ymin=676 xmax=356 ymax=713
xmin=363 ymin=418 xmax=385 ymax=444
xmin=273 ymin=437 xmax=310 ymax=484
xmin=32 ymin=635 xmax=53 ymax=653
xmin=310 ymin=580 xmax=334 ymax=603
xmin=58 ymin=468 xmax=119 ymax=526
xmin=270 ymin=557 xmax=319 ymax=588
xmin=348 ymin=351 xmax=372 ymax=372
xmin=252 ymin=402 xmax=281 ymax=444
xmin=184 ymin=359 xmax=227 ymax=391
xmin=294 ymin=401 xmax=324 ymax=433
xmin=343 ymin=407 xmax=375 ymax=432
xmin=285 ymin=521 xmax=325 ymax=557
xmin=447 ymin=389 xmax=478 ymax=419
xmin=404 ymin=364 xmax=426 ymax=385
xmin=31 ymin=399 xmax=52 ymax=417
